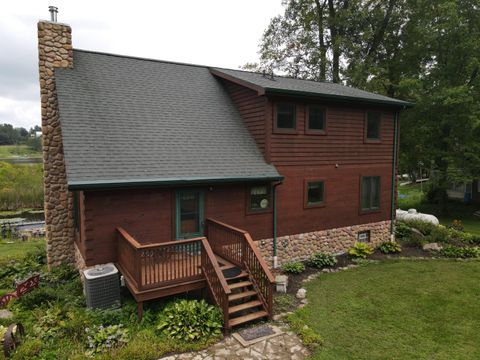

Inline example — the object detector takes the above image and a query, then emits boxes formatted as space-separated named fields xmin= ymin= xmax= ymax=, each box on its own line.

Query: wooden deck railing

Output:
xmin=117 ymin=228 xmax=230 ymax=325
xmin=200 ymin=238 xmax=231 ymax=327
xmin=205 ymin=218 xmax=275 ymax=318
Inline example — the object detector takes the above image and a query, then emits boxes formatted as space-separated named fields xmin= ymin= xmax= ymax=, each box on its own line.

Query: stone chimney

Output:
xmin=37 ymin=14 xmax=75 ymax=267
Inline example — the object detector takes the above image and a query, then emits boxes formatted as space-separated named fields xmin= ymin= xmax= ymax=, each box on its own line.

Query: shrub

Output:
xmin=426 ymin=226 xmax=450 ymax=244
xmin=447 ymin=229 xmax=480 ymax=245
xmin=449 ymin=219 xmax=464 ymax=232
xmin=348 ymin=242 xmax=374 ymax=259
xmin=440 ymin=246 xmax=480 ymax=258
xmin=282 ymin=261 xmax=306 ymax=274
xmin=307 ymin=252 xmax=337 ymax=268
xmin=157 ymin=299 xmax=223 ymax=341
xmin=85 ymin=324 xmax=129 ymax=356
xmin=402 ymin=220 xmax=437 ymax=236
xmin=395 ymin=221 xmax=412 ymax=239
xmin=377 ymin=241 xmax=402 ymax=254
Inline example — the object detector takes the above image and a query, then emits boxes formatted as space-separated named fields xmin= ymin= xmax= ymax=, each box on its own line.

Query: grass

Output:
xmin=398 ymin=183 xmax=480 ymax=235
xmin=291 ymin=260 xmax=480 ymax=360
xmin=397 ymin=182 xmax=426 ymax=209
xmin=0 ymin=162 xmax=44 ymax=210
xmin=0 ymin=239 xmax=45 ymax=262
xmin=0 ymin=244 xmax=222 ymax=360
xmin=0 ymin=145 xmax=42 ymax=159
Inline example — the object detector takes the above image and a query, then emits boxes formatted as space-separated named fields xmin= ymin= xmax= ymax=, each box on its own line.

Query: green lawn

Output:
xmin=0 ymin=239 xmax=45 ymax=262
xmin=0 ymin=145 xmax=42 ymax=159
xmin=398 ymin=183 xmax=480 ymax=235
xmin=292 ymin=260 xmax=480 ymax=360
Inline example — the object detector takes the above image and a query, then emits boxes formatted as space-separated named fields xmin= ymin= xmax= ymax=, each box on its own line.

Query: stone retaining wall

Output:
xmin=256 ymin=220 xmax=391 ymax=266
xmin=38 ymin=20 xmax=75 ymax=267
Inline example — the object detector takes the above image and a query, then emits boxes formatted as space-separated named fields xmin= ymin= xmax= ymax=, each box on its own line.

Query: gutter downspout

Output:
xmin=272 ymin=181 xmax=283 ymax=268
xmin=390 ymin=110 xmax=400 ymax=240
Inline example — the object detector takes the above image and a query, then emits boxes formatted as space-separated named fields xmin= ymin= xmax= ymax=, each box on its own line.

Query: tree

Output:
xmin=248 ymin=0 xmax=480 ymax=213
xmin=0 ymin=124 xmax=20 ymax=145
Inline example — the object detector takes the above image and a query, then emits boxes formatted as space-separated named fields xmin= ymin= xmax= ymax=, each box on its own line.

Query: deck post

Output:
xmin=137 ymin=301 xmax=143 ymax=320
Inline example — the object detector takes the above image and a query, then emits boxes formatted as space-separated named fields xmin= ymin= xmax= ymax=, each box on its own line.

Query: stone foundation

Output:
xmin=38 ymin=20 xmax=75 ymax=267
xmin=256 ymin=220 xmax=391 ymax=266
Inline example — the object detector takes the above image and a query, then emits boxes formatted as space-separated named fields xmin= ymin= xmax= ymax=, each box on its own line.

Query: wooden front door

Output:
xmin=175 ymin=190 xmax=205 ymax=239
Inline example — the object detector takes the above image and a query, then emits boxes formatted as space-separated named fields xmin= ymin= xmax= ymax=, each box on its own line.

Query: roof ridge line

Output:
xmin=73 ymin=48 xmax=226 ymax=70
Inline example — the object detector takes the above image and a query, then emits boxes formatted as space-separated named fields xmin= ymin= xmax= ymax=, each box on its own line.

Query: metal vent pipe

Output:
xmin=49 ymin=6 xmax=58 ymax=22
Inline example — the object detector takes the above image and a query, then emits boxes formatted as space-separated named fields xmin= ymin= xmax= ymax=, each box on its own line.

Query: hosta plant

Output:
xmin=348 ymin=242 xmax=374 ymax=259
xmin=282 ymin=261 xmax=306 ymax=274
xmin=377 ymin=241 xmax=402 ymax=254
xmin=85 ymin=324 xmax=129 ymax=356
xmin=307 ymin=252 xmax=337 ymax=268
xmin=157 ymin=299 xmax=223 ymax=341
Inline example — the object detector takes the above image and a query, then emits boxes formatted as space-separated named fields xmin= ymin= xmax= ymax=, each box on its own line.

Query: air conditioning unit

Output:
xmin=83 ymin=263 xmax=120 ymax=309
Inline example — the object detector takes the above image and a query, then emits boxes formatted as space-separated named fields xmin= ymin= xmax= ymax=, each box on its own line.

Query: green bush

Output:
xmin=377 ymin=241 xmax=402 ymax=254
xmin=282 ymin=261 xmax=306 ymax=274
xmin=402 ymin=220 xmax=437 ymax=236
xmin=447 ymin=229 xmax=480 ymax=245
xmin=395 ymin=221 xmax=412 ymax=239
xmin=426 ymin=226 xmax=450 ymax=243
xmin=348 ymin=242 xmax=374 ymax=259
xmin=307 ymin=252 xmax=337 ymax=268
xmin=86 ymin=324 xmax=129 ymax=356
xmin=440 ymin=246 xmax=480 ymax=258
xmin=157 ymin=299 xmax=223 ymax=341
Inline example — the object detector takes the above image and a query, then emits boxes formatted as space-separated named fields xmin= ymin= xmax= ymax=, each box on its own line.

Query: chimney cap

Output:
xmin=49 ymin=5 xmax=58 ymax=22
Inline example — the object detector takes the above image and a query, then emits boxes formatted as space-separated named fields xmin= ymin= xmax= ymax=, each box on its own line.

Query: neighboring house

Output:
xmin=447 ymin=181 xmax=480 ymax=203
xmin=37 ymin=18 xmax=410 ymax=328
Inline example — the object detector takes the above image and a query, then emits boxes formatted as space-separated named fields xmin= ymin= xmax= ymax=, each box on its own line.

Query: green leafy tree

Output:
xmin=249 ymin=0 xmax=480 ymax=213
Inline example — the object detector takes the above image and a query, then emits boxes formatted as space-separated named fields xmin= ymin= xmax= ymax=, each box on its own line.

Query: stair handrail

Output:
xmin=205 ymin=218 xmax=275 ymax=318
xmin=200 ymin=238 xmax=231 ymax=295
xmin=205 ymin=218 xmax=275 ymax=283
xmin=200 ymin=237 xmax=231 ymax=329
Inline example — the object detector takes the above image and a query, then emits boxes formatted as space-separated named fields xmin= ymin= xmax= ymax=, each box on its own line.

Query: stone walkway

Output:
xmin=159 ymin=325 xmax=309 ymax=360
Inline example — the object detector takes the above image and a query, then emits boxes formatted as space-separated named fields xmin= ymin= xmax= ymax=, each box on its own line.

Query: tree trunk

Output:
xmin=314 ymin=0 xmax=327 ymax=81
xmin=328 ymin=0 xmax=340 ymax=83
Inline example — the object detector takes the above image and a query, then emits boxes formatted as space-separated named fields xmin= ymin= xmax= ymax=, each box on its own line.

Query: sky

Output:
xmin=0 ymin=0 xmax=285 ymax=129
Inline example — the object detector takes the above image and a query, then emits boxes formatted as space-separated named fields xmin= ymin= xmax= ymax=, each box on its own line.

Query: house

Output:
xmin=37 ymin=15 xmax=410 ymax=328
xmin=447 ymin=181 xmax=480 ymax=203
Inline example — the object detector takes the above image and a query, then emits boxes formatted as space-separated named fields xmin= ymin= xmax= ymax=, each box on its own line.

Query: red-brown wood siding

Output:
xmin=221 ymin=80 xmax=267 ymax=157
xmin=267 ymin=97 xmax=395 ymax=166
xmin=82 ymin=188 xmax=173 ymax=265
xmin=80 ymin=184 xmax=272 ymax=266
xmin=275 ymin=164 xmax=393 ymax=236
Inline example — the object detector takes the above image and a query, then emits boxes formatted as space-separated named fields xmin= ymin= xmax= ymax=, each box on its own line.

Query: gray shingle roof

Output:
xmin=211 ymin=68 xmax=411 ymax=107
xmin=55 ymin=50 xmax=281 ymax=189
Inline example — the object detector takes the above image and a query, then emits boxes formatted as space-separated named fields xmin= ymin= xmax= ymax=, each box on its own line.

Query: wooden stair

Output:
xmin=217 ymin=256 xmax=269 ymax=328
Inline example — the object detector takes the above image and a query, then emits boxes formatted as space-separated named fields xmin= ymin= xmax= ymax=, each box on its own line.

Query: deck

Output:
xmin=116 ymin=218 xmax=275 ymax=329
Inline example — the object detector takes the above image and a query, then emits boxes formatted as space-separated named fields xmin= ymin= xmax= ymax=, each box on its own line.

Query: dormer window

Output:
xmin=275 ymin=103 xmax=296 ymax=131
xmin=365 ymin=111 xmax=381 ymax=141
